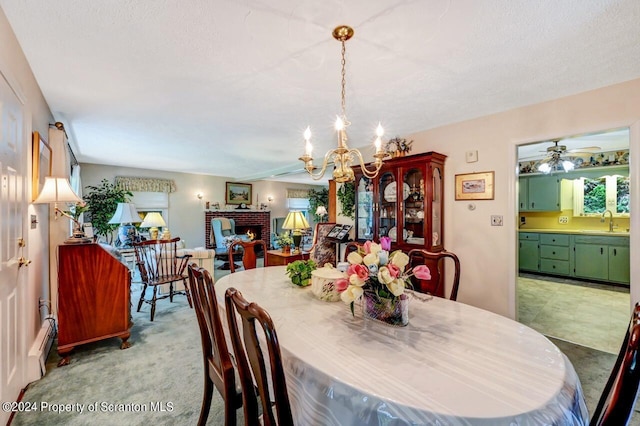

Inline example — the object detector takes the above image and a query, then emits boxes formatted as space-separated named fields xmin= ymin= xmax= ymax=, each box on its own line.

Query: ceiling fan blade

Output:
xmin=567 ymin=146 xmax=601 ymax=153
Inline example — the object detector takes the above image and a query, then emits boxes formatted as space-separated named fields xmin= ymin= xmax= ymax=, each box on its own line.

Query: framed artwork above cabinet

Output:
xmin=353 ymin=151 xmax=446 ymax=252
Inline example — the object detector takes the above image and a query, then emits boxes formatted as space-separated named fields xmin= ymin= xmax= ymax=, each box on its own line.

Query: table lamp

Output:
xmin=283 ymin=211 xmax=310 ymax=252
xmin=315 ymin=205 xmax=328 ymax=222
xmin=33 ymin=176 xmax=90 ymax=244
xmin=140 ymin=212 xmax=166 ymax=240
xmin=108 ymin=202 xmax=141 ymax=247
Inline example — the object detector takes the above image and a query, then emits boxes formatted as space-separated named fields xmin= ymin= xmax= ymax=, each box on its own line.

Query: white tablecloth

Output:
xmin=216 ymin=266 xmax=588 ymax=426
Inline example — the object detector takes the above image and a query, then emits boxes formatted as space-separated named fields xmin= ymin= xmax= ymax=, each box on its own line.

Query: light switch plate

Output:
xmin=465 ymin=150 xmax=478 ymax=163
xmin=491 ymin=215 xmax=503 ymax=226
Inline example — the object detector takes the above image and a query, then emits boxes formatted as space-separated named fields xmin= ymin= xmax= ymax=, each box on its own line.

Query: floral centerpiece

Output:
xmin=275 ymin=232 xmax=293 ymax=252
xmin=335 ymin=237 xmax=431 ymax=326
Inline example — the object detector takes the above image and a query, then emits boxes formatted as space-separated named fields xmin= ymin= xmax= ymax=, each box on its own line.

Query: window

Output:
xmin=573 ymin=172 xmax=630 ymax=216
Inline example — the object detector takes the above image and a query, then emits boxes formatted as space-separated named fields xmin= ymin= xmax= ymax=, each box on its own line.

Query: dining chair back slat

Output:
xmin=225 ymin=287 xmax=294 ymax=426
xmin=408 ymin=249 xmax=461 ymax=301
xmin=187 ymin=264 xmax=242 ymax=426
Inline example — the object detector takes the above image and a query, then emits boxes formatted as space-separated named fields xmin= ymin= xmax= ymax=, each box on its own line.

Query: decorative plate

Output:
xmin=388 ymin=227 xmax=408 ymax=242
xmin=383 ymin=183 xmax=411 ymax=202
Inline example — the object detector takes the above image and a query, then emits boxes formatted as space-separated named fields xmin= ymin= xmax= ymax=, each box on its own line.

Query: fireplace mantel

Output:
xmin=205 ymin=211 xmax=271 ymax=249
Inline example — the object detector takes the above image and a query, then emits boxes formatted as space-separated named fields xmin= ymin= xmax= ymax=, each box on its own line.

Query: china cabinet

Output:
xmin=353 ymin=151 xmax=446 ymax=252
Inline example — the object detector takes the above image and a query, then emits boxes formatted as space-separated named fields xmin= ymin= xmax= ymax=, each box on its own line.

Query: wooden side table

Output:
xmin=266 ymin=249 xmax=309 ymax=266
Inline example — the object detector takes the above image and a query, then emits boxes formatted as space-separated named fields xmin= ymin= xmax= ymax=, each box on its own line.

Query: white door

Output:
xmin=0 ymin=71 xmax=27 ymax=425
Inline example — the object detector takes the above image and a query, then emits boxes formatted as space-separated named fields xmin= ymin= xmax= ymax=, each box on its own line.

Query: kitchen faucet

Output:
xmin=601 ymin=209 xmax=614 ymax=232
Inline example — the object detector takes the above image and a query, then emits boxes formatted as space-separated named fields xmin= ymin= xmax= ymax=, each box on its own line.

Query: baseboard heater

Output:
xmin=27 ymin=316 xmax=56 ymax=382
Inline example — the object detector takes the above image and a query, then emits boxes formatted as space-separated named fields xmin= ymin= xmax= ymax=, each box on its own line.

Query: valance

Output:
xmin=287 ymin=188 xmax=310 ymax=198
xmin=115 ymin=176 xmax=177 ymax=193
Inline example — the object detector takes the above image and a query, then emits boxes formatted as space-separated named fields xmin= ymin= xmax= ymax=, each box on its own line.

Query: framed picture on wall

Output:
xmin=455 ymin=171 xmax=495 ymax=200
xmin=32 ymin=131 xmax=52 ymax=201
xmin=225 ymin=182 xmax=252 ymax=205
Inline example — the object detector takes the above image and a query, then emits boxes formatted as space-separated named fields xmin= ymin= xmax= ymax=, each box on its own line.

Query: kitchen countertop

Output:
xmin=519 ymin=228 xmax=630 ymax=236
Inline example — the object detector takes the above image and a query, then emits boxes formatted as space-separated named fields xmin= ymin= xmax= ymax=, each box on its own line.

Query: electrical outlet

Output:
xmin=558 ymin=216 xmax=569 ymax=224
xmin=491 ymin=215 xmax=503 ymax=226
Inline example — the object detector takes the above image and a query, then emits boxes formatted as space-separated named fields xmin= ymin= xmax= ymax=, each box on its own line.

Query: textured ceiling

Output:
xmin=2 ymin=0 xmax=640 ymax=184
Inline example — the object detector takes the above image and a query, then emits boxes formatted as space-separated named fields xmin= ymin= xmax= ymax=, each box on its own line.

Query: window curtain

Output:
xmin=115 ymin=176 xmax=177 ymax=193
xmin=286 ymin=188 xmax=310 ymax=199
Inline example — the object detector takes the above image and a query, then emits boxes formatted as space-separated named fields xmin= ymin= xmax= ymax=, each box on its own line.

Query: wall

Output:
xmin=407 ymin=78 xmax=640 ymax=318
xmin=0 ymin=5 xmax=55 ymax=380
xmin=80 ymin=163 xmax=324 ymax=248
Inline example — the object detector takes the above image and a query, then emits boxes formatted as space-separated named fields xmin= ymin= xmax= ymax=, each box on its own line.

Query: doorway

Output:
xmin=516 ymin=128 xmax=631 ymax=353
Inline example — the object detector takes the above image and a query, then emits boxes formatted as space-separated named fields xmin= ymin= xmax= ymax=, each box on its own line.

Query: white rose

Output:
xmin=340 ymin=285 xmax=364 ymax=304
xmin=386 ymin=278 xmax=406 ymax=296
xmin=389 ymin=250 xmax=409 ymax=270
xmin=349 ymin=274 xmax=366 ymax=287
xmin=347 ymin=251 xmax=363 ymax=265
xmin=369 ymin=242 xmax=382 ymax=255
xmin=362 ymin=253 xmax=379 ymax=267
xmin=377 ymin=266 xmax=394 ymax=285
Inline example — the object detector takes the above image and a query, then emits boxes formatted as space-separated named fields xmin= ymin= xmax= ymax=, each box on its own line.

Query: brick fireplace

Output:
xmin=205 ymin=211 xmax=270 ymax=249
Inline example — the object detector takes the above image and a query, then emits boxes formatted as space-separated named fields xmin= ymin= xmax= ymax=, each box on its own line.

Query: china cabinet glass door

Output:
xmin=402 ymin=167 xmax=425 ymax=245
xmin=378 ymin=171 xmax=397 ymax=242
xmin=431 ymin=165 xmax=443 ymax=249
xmin=356 ymin=176 xmax=374 ymax=240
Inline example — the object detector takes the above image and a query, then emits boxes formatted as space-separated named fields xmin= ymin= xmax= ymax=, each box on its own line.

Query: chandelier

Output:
xmin=298 ymin=25 xmax=389 ymax=183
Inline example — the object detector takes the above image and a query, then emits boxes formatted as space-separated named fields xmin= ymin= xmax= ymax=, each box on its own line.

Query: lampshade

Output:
xmin=315 ymin=206 xmax=328 ymax=217
xmin=33 ymin=177 xmax=82 ymax=204
xmin=140 ymin=212 xmax=166 ymax=228
xmin=282 ymin=211 xmax=310 ymax=231
xmin=108 ymin=203 xmax=141 ymax=224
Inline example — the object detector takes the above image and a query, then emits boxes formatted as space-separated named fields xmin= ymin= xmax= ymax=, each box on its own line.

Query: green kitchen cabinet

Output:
xmin=518 ymin=175 xmax=560 ymax=211
xmin=518 ymin=233 xmax=539 ymax=272
xmin=608 ymin=245 xmax=630 ymax=284
xmin=574 ymin=243 xmax=608 ymax=281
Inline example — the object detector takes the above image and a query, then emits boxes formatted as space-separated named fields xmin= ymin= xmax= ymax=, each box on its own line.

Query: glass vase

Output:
xmin=362 ymin=292 xmax=409 ymax=326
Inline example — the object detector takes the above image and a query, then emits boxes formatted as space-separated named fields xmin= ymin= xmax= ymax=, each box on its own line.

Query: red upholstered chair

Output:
xmin=186 ymin=264 xmax=242 ymax=426
xmin=228 ymin=240 xmax=268 ymax=273
xmin=308 ymin=222 xmax=337 ymax=267
xmin=590 ymin=303 xmax=640 ymax=426
xmin=133 ymin=237 xmax=192 ymax=321
xmin=407 ymin=249 xmax=461 ymax=301
xmin=225 ymin=288 xmax=294 ymax=426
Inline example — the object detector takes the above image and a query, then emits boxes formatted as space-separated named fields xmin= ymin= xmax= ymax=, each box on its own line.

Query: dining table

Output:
xmin=215 ymin=266 xmax=589 ymax=425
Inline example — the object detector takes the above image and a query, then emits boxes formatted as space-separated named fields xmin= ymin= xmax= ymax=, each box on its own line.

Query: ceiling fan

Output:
xmin=520 ymin=140 xmax=601 ymax=173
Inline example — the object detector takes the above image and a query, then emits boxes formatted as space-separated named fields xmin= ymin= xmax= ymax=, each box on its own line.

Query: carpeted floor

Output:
xmin=11 ymin=274 xmax=640 ymax=425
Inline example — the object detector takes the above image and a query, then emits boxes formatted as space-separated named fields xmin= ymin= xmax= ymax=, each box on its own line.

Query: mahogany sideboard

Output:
xmin=57 ymin=243 xmax=132 ymax=366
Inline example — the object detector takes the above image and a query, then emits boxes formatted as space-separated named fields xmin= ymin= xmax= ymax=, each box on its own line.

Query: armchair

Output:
xmin=211 ymin=218 xmax=237 ymax=249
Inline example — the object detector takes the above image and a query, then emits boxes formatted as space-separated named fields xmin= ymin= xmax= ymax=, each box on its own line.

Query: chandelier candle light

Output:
xmin=299 ymin=25 xmax=389 ymax=183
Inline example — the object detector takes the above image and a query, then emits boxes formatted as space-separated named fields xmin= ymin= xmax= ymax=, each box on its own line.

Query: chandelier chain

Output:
xmin=340 ymin=40 xmax=347 ymax=121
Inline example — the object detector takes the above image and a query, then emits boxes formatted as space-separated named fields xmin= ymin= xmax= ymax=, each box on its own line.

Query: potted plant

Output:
xmin=275 ymin=232 xmax=293 ymax=253
xmin=83 ymin=179 xmax=132 ymax=244
xmin=285 ymin=260 xmax=317 ymax=287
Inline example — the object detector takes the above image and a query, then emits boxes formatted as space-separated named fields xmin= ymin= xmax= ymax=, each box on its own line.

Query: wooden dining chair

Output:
xmin=343 ymin=241 xmax=361 ymax=262
xmin=224 ymin=287 xmax=294 ymax=426
xmin=228 ymin=239 xmax=268 ymax=273
xmin=186 ymin=264 xmax=242 ymax=426
xmin=133 ymin=237 xmax=192 ymax=321
xmin=590 ymin=303 xmax=640 ymax=426
xmin=407 ymin=249 xmax=461 ymax=301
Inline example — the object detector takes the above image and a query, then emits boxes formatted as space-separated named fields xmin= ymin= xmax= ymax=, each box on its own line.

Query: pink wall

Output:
xmin=407 ymin=78 xmax=640 ymax=317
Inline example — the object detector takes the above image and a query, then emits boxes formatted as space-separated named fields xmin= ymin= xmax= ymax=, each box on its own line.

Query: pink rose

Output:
xmin=363 ymin=241 xmax=373 ymax=254
xmin=387 ymin=263 xmax=401 ymax=278
xmin=348 ymin=264 xmax=369 ymax=281
xmin=413 ymin=265 xmax=431 ymax=280
xmin=380 ymin=236 xmax=391 ymax=251
xmin=335 ymin=278 xmax=349 ymax=292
